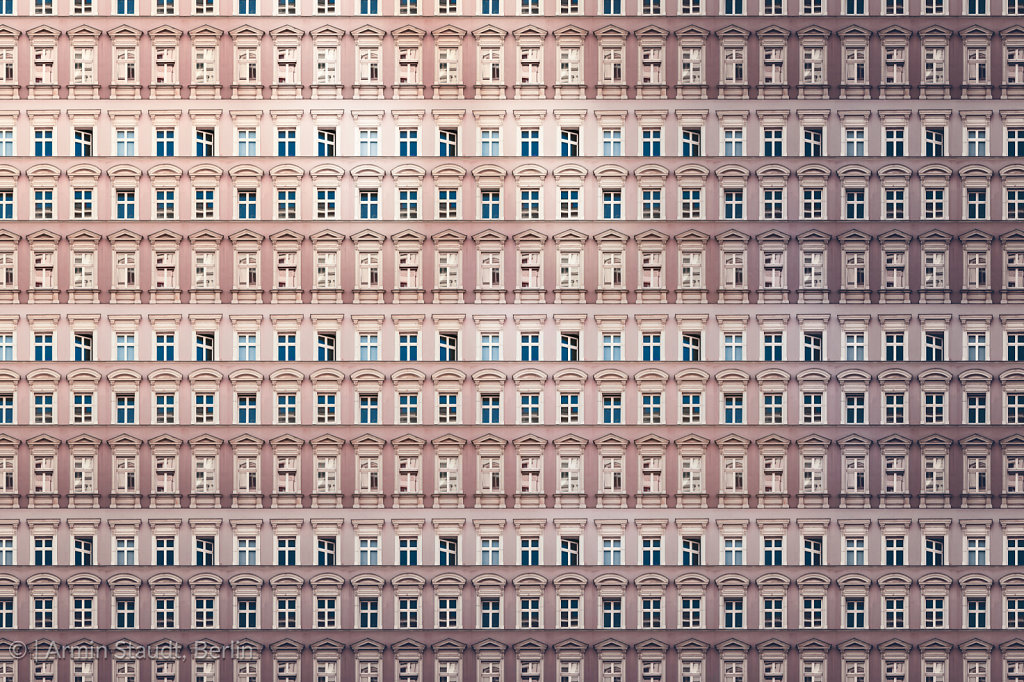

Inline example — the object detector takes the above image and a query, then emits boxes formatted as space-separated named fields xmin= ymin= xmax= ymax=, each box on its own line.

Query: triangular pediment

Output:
xmin=879 ymin=638 xmax=911 ymax=653
xmin=554 ymin=24 xmax=588 ymax=38
xmin=958 ymin=433 xmax=993 ymax=447
xmin=512 ymin=25 xmax=548 ymax=39
xmin=715 ymin=228 xmax=751 ymax=244
xmin=879 ymin=433 xmax=913 ymax=446
xmin=755 ymin=25 xmax=790 ymax=39
xmin=472 ymin=433 xmax=508 ymax=448
xmin=837 ymin=228 xmax=871 ymax=243
xmin=351 ymin=638 xmax=384 ymax=653
xmin=108 ymin=228 xmax=142 ymax=244
xmin=636 ymin=638 xmax=668 ymax=653
xmin=756 ymin=638 xmax=791 ymax=653
xmin=635 ymin=228 xmax=668 ymax=243
xmin=595 ymin=638 xmax=627 ymax=653
xmin=431 ymin=638 xmax=467 ymax=653
xmin=269 ymin=25 xmax=304 ymax=39
xmin=879 ymin=24 xmax=912 ymax=38
xmin=269 ymin=228 xmax=304 ymax=244
xmin=188 ymin=228 xmax=223 ymax=244
xmin=109 ymin=24 xmax=142 ymax=38
xmin=391 ymin=433 xmax=426 ymax=447
xmin=351 ymin=433 xmax=385 ymax=447
xmin=391 ymin=638 xmax=425 ymax=653
xmin=553 ymin=638 xmax=588 ymax=652
xmin=796 ymin=433 xmax=832 ymax=447
xmin=635 ymin=24 xmax=668 ymax=38
xmin=959 ymin=24 xmax=993 ymax=38
xmin=67 ymin=229 xmax=101 ymax=243
xmin=472 ymin=228 xmax=508 ymax=244
xmin=67 ymin=25 xmax=102 ymax=38
xmin=391 ymin=228 xmax=426 ymax=244
xmin=797 ymin=24 xmax=831 ymax=38
xmin=715 ymin=638 xmax=751 ymax=653
xmin=797 ymin=638 xmax=832 ymax=653
xmin=957 ymin=228 xmax=993 ymax=244
xmin=147 ymin=228 xmax=183 ymax=245
xmin=310 ymin=638 xmax=345 ymax=653
xmin=430 ymin=24 xmax=467 ymax=39
xmin=675 ymin=638 xmax=710 ymax=653
xmin=716 ymin=24 xmax=750 ymax=39
xmin=594 ymin=24 xmax=628 ymax=38
xmin=310 ymin=228 xmax=345 ymax=243
xmin=959 ymin=637 xmax=993 ymax=653
xmin=351 ymin=24 xmax=385 ymax=38
xmin=674 ymin=25 xmax=709 ymax=39
xmin=431 ymin=434 xmax=466 ymax=448
xmin=756 ymin=433 xmax=791 ymax=447
xmin=472 ymin=638 xmax=507 ymax=654
xmin=553 ymin=228 xmax=589 ymax=243
xmin=797 ymin=228 xmax=832 ymax=244
xmin=715 ymin=433 xmax=751 ymax=447
xmin=107 ymin=433 xmax=142 ymax=447
xmin=878 ymin=228 xmax=912 ymax=244
xmin=188 ymin=24 xmax=224 ymax=38
xmin=756 ymin=228 xmax=792 ymax=244
xmin=432 ymin=228 xmax=467 ymax=245
xmin=675 ymin=228 xmax=710 ymax=244
xmin=310 ymin=25 xmax=345 ymax=39
xmin=512 ymin=638 xmax=547 ymax=653
xmin=837 ymin=638 xmax=871 ymax=652
xmin=187 ymin=433 xmax=224 ymax=447
xmin=351 ymin=228 xmax=385 ymax=244
xmin=393 ymin=24 xmax=427 ymax=38
xmin=513 ymin=228 xmax=549 ymax=244
xmin=595 ymin=228 xmax=629 ymax=244
xmin=269 ymin=638 xmax=303 ymax=653
xmin=147 ymin=24 xmax=182 ymax=38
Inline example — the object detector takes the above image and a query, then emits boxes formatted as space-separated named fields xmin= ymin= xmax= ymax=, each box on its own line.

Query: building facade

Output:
xmin=0 ymin=0 xmax=1020 ymax=681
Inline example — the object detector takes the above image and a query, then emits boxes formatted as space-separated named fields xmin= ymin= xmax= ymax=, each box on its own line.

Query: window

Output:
xmin=195 ymin=128 xmax=214 ymax=156
xmin=967 ymin=128 xmax=987 ymax=156
xmin=798 ymin=536 xmax=822 ymax=566
xmin=882 ymin=599 xmax=906 ymax=631
xmin=724 ymin=190 xmax=744 ymax=219
xmin=924 ymin=536 xmax=944 ymax=565
xmin=885 ymin=127 xmax=905 ymax=156
xmin=641 ymin=128 xmax=662 ymax=156
xmin=520 ymin=128 xmax=539 ymax=156
xmin=966 ymin=598 xmax=987 ymax=628
xmin=885 ymin=46 xmax=907 ymax=83
xmin=844 ymin=127 xmax=865 ymax=156
xmin=845 ymin=598 xmax=865 ymax=628
xmin=602 ymin=598 xmax=622 ymax=627
xmin=276 ymin=128 xmax=296 ymax=156
xmin=803 ymin=127 xmax=823 ymax=156
xmin=723 ymin=128 xmax=743 ymax=156
xmin=602 ymin=128 xmax=622 ymax=156
xmin=73 ymin=128 xmax=94 ymax=157
xmin=115 ymin=128 xmax=137 ymax=156
xmin=723 ymin=334 xmax=744 ymax=361
xmin=925 ymin=127 xmax=945 ymax=156
xmin=602 ymin=394 xmax=622 ymax=424
xmin=439 ymin=537 xmax=458 ymax=565
xmin=925 ymin=331 xmax=945 ymax=361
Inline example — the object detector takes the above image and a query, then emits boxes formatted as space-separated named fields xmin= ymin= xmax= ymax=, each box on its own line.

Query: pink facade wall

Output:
xmin=0 ymin=1 xmax=1017 ymax=681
